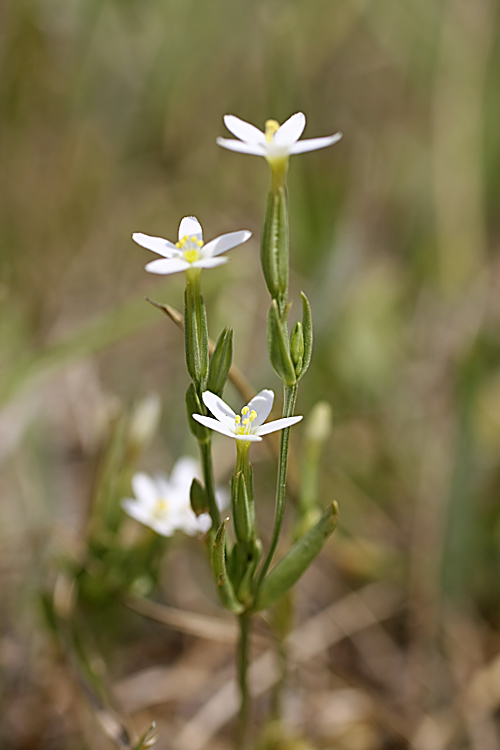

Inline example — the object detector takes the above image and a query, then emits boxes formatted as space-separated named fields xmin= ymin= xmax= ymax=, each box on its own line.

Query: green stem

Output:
xmin=199 ymin=438 xmax=221 ymax=530
xmin=237 ymin=612 xmax=252 ymax=750
xmin=256 ymin=383 xmax=298 ymax=590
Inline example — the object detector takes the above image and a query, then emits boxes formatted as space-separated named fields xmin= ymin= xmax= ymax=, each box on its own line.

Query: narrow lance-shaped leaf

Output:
xmin=254 ymin=502 xmax=338 ymax=612
xmin=212 ymin=518 xmax=244 ymax=614
xmin=207 ymin=327 xmax=233 ymax=396
xmin=267 ymin=300 xmax=296 ymax=386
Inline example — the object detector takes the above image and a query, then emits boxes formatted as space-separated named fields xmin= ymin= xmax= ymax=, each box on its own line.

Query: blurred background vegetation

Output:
xmin=2 ymin=0 xmax=500 ymax=748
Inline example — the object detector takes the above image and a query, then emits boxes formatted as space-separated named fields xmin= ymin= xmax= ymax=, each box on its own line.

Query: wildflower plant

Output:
xmin=125 ymin=111 xmax=341 ymax=748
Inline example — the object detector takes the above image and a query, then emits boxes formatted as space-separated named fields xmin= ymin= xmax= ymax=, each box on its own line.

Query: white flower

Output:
xmin=133 ymin=216 xmax=251 ymax=275
xmin=216 ymin=113 xmax=342 ymax=162
xmin=121 ymin=456 xmax=227 ymax=537
xmin=192 ymin=390 xmax=302 ymax=443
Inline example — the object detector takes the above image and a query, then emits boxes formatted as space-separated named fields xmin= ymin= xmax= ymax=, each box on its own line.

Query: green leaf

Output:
xmin=254 ymin=502 xmax=338 ymax=612
xmin=207 ymin=327 xmax=233 ymax=396
xmin=267 ymin=300 xmax=296 ymax=386
xmin=212 ymin=518 xmax=244 ymax=613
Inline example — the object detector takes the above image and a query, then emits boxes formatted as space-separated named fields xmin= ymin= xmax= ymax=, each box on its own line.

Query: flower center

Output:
xmin=175 ymin=234 xmax=204 ymax=263
xmin=234 ymin=406 xmax=258 ymax=435
xmin=265 ymin=119 xmax=280 ymax=142
xmin=154 ymin=497 xmax=169 ymax=517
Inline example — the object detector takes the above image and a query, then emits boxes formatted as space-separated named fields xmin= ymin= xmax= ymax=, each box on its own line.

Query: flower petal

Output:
xmin=132 ymin=233 xmax=177 ymax=258
xmin=131 ymin=472 xmax=159 ymax=508
xmin=256 ymin=415 xmax=303 ymax=436
xmin=191 ymin=257 xmax=229 ymax=269
xmin=216 ymin=137 xmax=266 ymax=156
xmin=289 ymin=133 xmax=343 ymax=154
xmin=179 ymin=216 xmax=203 ymax=241
xmin=202 ymin=391 xmax=236 ymax=426
xmin=169 ymin=456 xmax=200 ymax=489
xmin=223 ymin=115 xmax=267 ymax=144
xmin=234 ymin=433 xmax=262 ymax=442
xmin=203 ymin=230 xmax=252 ymax=258
xmin=274 ymin=112 xmax=306 ymax=146
xmin=216 ymin=487 xmax=230 ymax=510
xmin=247 ymin=389 xmax=274 ymax=426
xmin=192 ymin=414 xmax=236 ymax=438
xmin=122 ymin=499 xmax=176 ymax=537
xmin=145 ymin=258 xmax=190 ymax=275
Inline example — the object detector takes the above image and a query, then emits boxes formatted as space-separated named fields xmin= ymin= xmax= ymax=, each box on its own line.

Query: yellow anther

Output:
xmin=183 ymin=235 xmax=189 ymax=242
xmin=265 ymin=119 xmax=280 ymax=142
xmin=235 ymin=415 xmax=241 ymax=424
xmin=242 ymin=418 xmax=250 ymax=425
xmin=175 ymin=242 xmax=181 ymax=248
xmin=241 ymin=406 xmax=249 ymax=415
xmin=191 ymin=236 xmax=198 ymax=242
xmin=196 ymin=240 xmax=204 ymax=247
xmin=184 ymin=249 xmax=199 ymax=263
xmin=249 ymin=410 xmax=257 ymax=421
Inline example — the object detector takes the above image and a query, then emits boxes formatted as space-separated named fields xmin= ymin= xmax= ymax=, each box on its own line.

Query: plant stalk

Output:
xmin=236 ymin=612 xmax=252 ymax=750
xmin=256 ymin=383 xmax=298 ymax=590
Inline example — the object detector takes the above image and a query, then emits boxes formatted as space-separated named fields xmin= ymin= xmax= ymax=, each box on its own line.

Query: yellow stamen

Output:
xmin=196 ymin=240 xmax=204 ymax=247
xmin=184 ymin=249 xmax=199 ymax=263
xmin=242 ymin=418 xmax=250 ymax=425
xmin=249 ymin=410 xmax=257 ymax=421
xmin=241 ymin=406 xmax=249 ymax=415
xmin=265 ymin=119 xmax=280 ymax=142
xmin=175 ymin=241 xmax=181 ymax=248
xmin=235 ymin=415 xmax=241 ymax=424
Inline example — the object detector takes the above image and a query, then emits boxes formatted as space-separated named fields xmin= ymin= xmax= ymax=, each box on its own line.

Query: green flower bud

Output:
xmin=185 ymin=384 xmax=209 ymax=441
xmin=231 ymin=471 xmax=253 ymax=544
xmin=184 ymin=281 xmax=209 ymax=388
xmin=212 ymin=518 xmax=244 ymax=613
xmin=261 ymin=187 xmax=289 ymax=311
xmin=267 ymin=300 xmax=296 ymax=386
xmin=190 ymin=478 xmax=208 ymax=517
xmin=207 ymin=327 xmax=233 ymax=397
xmin=290 ymin=321 xmax=304 ymax=377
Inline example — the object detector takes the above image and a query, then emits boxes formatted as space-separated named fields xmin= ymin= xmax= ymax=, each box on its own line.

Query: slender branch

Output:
xmin=255 ymin=383 xmax=298 ymax=591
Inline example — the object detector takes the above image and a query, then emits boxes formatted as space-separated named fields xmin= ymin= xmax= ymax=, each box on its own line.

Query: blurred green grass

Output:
xmin=2 ymin=0 xmax=500 ymax=747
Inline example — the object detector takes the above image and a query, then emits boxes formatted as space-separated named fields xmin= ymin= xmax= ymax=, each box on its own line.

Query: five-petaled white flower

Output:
xmin=192 ymin=390 xmax=302 ymax=443
xmin=133 ymin=216 xmax=251 ymax=275
xmin=121 ymin=456 xmax=227 ymax=537
xmin=216 ymin=113 xmax=342 ymax=163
